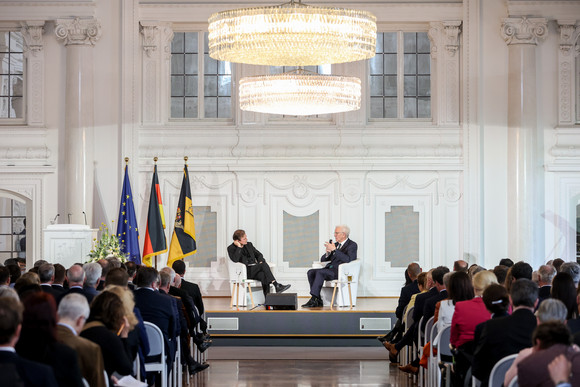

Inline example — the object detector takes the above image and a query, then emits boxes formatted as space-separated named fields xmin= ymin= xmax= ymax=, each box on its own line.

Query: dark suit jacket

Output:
xmin=0 ymin=350 xmax=58 ymax=387
xmin=169 ymin=285 xmax=200 ymax=330
xmin=422 ymin=289 xmax=448 ymax=331
xmin=320 ymin=239 xmax=358 ymax=277
xmin=412 ymin=287 xmax=438 ymax=324
xmin=472 ymin=308 xmax=537 ymax=386
xmin=40 ymin=284 xmax=61 ymax=300
xmin=57 ymin=324 xmax=106 ymax=387
xmin=59 ymin=286 xmax=93 ymax=305
xmin=51 ymin=284 xmax=67 ymax=296
xmin=228 ymin=242 xmax=264 ymax=266
xmin=396 ymin=280 xmax=420 ymax=320
xmin=180 ymin=279 xmax=205 ymax=316
xmin=133 ymin=288 xmax=176 ymax=352
xmin=80 ymin=321 xmax=133 ymax=377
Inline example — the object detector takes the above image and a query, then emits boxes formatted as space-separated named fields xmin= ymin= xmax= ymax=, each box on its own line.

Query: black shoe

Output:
xmin=188 ymin=361 xmax=209 ymax=375
xmin=275 ymin=283 xmax=291 ymax=293
xmin=197 ymin=339 xmax=212 ymax=353
xmin=302 ymin=297 xmax=317 ymax=308
xmin=313 ymin=297 xmax=323 ymax=307
xmin=377 ymin=335 xmax=388 ymax=343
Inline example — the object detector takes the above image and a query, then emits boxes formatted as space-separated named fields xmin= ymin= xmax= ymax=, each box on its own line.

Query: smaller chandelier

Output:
xmin=208 ymin=1 xmax=376 ymax=66
xmin=239 ymin=69 xmax=361 ymax=116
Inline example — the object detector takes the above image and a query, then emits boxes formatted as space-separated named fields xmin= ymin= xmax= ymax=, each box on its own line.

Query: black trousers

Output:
xmin=247 ymin=262 xmax=276 ymax=294
xmin=306 ymin=267 xmax=336 ymax=298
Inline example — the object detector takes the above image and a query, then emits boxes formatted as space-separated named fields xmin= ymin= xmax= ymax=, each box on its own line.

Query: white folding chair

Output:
xmin=400 ymin=306 xmax=415 ymax=366
xmin=418 ymin=316 xmax=434 ymax=387
xmin=489 ymin=354 xmax=518 ymax=387
xmin=144 ymin=321 xmax=168 ymax=387
xmin=227 ymin=259 xmax=266 ymax=307
xmin=428 ymin=322 xmax=440 ymax=386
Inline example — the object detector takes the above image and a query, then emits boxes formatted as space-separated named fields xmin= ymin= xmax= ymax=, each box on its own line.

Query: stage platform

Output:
xmin=204 ymin=296 xmax=398 ymax=347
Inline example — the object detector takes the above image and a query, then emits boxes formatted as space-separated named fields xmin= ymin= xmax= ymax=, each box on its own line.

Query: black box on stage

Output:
xmin=265 ymin=293 xmax=298 ymax=310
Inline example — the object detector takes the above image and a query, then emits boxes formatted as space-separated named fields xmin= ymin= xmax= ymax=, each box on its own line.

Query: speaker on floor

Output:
xmin=264 ymin=293 xmax=298 ymax=310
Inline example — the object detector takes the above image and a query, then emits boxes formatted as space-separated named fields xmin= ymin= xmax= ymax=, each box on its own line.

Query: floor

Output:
xmin=185 ymin=347 xmax=416 ymax=386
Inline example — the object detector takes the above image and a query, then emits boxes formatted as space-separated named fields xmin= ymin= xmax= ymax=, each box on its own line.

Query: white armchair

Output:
xmin=320 ymin=259 xmax=362 ymax=307
xmin=226 ymin=259 xmax=266 ymax=307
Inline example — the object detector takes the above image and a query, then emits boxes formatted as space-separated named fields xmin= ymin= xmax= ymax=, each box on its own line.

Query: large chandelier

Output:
xmin=208 ymin=1 xmax=376 ymax=66
xmin=239 ymin=69 xmax=361 ymax=116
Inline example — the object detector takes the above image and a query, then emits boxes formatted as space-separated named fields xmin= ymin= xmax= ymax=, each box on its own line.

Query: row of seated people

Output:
xmin=380 ymin=258 xmax=580 ymax=386
xmin=0 ymin=258 xmax=211 ymax=386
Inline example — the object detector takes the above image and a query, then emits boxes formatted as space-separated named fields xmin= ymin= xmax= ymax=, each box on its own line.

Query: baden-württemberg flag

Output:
xmin=167 ymin=164 xmax=196 ymax=267
xmin=142 ymin=164 xmax=167 ymax=267
xmin=117 ymin=165 xmax=141 ymax=264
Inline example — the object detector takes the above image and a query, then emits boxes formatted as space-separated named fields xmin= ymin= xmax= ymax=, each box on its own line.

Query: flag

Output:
xmin=167 ymin=164 xmax=196 ymax=267
xmin=116 ymin=165 xmax=141 ymax=264
xmin=142 ymin=164 xmax=167 ymax=267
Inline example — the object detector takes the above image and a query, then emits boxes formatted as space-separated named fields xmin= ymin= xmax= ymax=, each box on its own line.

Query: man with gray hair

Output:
xmin=38 ymin=263 xmax=61 ymax=299
xmin=59 ymin=264 xmax=90 ymax=304
xmin=538 ymin=264 xmax=557 ymax=305
xmin=83 ymin=262 xmax=102 ymax=302
xmin=560 ymin=262 xmax=580 ymax=288
xmin=57 ymin=294 xmax=106 ymax=387
xmin=303 ymin=224 xmax=358 ymax=308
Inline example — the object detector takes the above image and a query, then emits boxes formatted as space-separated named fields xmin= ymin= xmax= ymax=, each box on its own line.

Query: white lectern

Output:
xmin=43 ymin=224 xmax=98 ymax=268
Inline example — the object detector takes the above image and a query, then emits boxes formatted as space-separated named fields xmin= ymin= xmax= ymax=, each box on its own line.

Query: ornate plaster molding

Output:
xmin=55 ymin=18 xmax=102 ymax=46
xmin=558 ymin=21 xmax=580 ymax=56
xmin=140 ymin=23 xmax=158 ymax=58
xmin=443 ymin=21 xmax=462 ymax=56
xmin=20 ymin=21 xmax=45 ymax=56
xmin=501 ymin=17 xmax=548 ymax=45
xmin=427 ymin=23 xmax=440 ymax=59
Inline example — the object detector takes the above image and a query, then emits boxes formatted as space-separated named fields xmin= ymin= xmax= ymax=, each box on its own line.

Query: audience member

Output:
xmin=560 ymin=262 xmax=580 ymax=288
xmin=492 ymin=265 xmax=508 ymax=285
xmin=125 ymin=261 xmax=138 ymax=290
xmin=0 ymin=286 xmax=19 ymax=300
xmin=172 ymin=259 xmax=210 ymax=338
xmin=0 ymin=297 xmax=58 ymax=386
xmin=60 ymin=264 xmax=91 ymax=304
xmin=7 ymin=263 xmax=21 ymax=286
xmin=0 ymin=266 xmax=10 ymax=286
xmin=453 ymin=260 xmax=468 ymax=272
xmin=468 ymin=264 xmax=485 ymax=279
xmin=473 ymin=278 xmax=539 ymax=386
xmin=14 ymin=271 xmax=41 ymax=297
xmin=553 ymin=258 xmax=565 ymax=272
xmin=57 ymin=293 xmax=106 ymax=387
xmin=32 ymin=259 xmax=48 ymax=268
xmin=511 ymin=261 xmax=533 ymax=281
xmin=499 ymin=258 xmax=514 ymax=268
xmin=538 ymin=264 xmax=557 ymax=305
xmin=16 ymin=292 xmax=84 ymax=387
xmin=83 ymin=262 xmax=102 ymax=302
xmin=38 ymin=263 xmax=60 ymax=299
xmin=80 ymin=290 xmax=133 ymax=379
xmin=551 ymin=272 xmax=577 ymax=320
xmin=52 ymin=263 xmax=67 ymax=295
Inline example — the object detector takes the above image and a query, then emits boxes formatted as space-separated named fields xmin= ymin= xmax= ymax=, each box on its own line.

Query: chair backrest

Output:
xmin=424 ymin=316 xmax=435 ymax=343
xmin=144 ymin=321 xmax=164 ymax=357
xmin=417 ymin=316 xmax=425 ymax=347
xmin=489 ymin=354 xmax=518 ymax=387
xmin=227 ymin=259 xmax=247 ymax=281
xmin=436 ymin=325 xmax=452 ymax=361
xmin=507 ymin=375 xmax=518 ymax=387
xmin=337 ymin=259 xmax=362 ymax=282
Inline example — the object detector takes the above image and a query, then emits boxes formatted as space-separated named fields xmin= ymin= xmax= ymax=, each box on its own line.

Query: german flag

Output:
xmin=167 ymin=164 xmax=196 ymax=267
xmin=142 ymin=164 xmax=167 ymax=267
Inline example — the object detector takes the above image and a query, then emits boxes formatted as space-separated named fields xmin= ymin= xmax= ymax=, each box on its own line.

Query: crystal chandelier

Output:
xmin=239 ymin=69 xmax=361 ymax=116
xmin=208 ymin=1 xmax=376 ymax=66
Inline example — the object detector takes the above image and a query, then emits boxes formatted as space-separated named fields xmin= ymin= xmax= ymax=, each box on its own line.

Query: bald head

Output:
xmin=67 ymin=264 xmax=85 ymax=286
xmin=454 ymin=260 xmax=468 ymax=272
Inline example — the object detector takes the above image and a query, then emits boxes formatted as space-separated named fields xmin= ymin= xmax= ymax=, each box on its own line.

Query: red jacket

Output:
xmin=450 ymin=297 xmax=491 ymax=348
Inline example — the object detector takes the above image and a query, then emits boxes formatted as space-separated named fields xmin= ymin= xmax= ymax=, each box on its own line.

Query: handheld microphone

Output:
xmin=329 ymin=239 xmax=332 ymax=243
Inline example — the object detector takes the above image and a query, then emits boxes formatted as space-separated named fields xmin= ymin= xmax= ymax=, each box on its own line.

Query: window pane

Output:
xmin=218 ymin=97 xmax=231 ymax=118
xmin=184 ymin=97 xmax=197 ymax=118
xmin=404 ymin=33 xmax=417 ymax=53
xmin=10 ymin=53 xmax=23 ymax=74
xmin=204 ymin=54 xmax=217 ymax=74
xmin=171 ymin=97 xmax=184 ymax=117
xmin=204 ymin=75 xmax=217 ymax=97
xmin=185 ymin=75 xmax=197 ymax=97
xmin=171 ymin=54 xmax=184 ymax=74
xmin=384 ymin=76 xmax=397 ymax=97
xmin=204 ymin=97 xmax=217 ymax=118
xmin=172 ymin=32 xmax=184 ymax=53
xmin=384 ymin=97 xmax=397 ymax=118
xmin=11 ymin=75 xmax=23 ymax=96
xmin=417 ymin=32 xmax=430 ymax=53
xmin=418 ymin=54 xmax=430 ymax=74
xmin=9 ymin=32 xmax=23 ymax=53
xmin=383 ymin=32 xmax=397 ymax=53
xmin=0 ymin=53 xmax=8 ymax=74
xmin=218 ymin=61 xmax=231 ymax=75
xmin=418 ymin=97 xmax=431 ymax=118
xmin=404 ymin=54 xmax=416 ymax=74
xmin=418 ymin=75 xmax=430 ymax=97
xmin=384 ymin=54 xmax=397 ymax=74
xmin=369 ymin=54 xmax=383 ymax=75
xmin=0 ymin=218 xmax=11 ymax=231
xmin=218 ymin=75 xmax=231 ymax=97
xmin=370 ymin=75 xmax=383 ymax=96
xmin=184 ymin=32 xmax=198 ymax=53
xmin=0 ymin=97 xmax=9 ymax=118
xmin=13 ymin=201 xmax=25 ymax=216
xmin=11 ymin=96 xmax=22 ymax=118
xmin=171 ymin=76 xmax=184 ymax=97
xmin=0 ymin=198 xmax=10 ymax=216
xmin=375 ymin=33 xmax=384 ymax=54
xmin=404 ymin=75 xmax=417 ymax=97
xmin=370 ymin=97 xmax=383 ymax=118
xmin=0 ymin=235 xmax=11 ymax=251
xmin=404 ymin=97 xmax=417 ymax=118
xmin=184 ymin=54 xmax=198 ymax=74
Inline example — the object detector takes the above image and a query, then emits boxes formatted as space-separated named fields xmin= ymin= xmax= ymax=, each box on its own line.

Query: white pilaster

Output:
xmin=557 ymin=20 xmax=580 ymax=126
xmin=55 ymin=17 xmax=102 ymax=226
xmin=20 ymin=21 xmax=45 ymax=127
xmin=501 ymin=17 xmax=547 ymax=265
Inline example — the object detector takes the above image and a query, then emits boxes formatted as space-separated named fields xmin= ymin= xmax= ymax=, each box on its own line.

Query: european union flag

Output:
xmin=117 ymin=165 xmax=141 ymax=264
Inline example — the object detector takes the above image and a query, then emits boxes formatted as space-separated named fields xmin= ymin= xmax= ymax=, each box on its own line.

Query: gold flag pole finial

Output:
xmin=154 ymin=157 xmax=158 ymax=163
xmin=184 ymin=156 xmax=188 ymax=165
xmin=124 ymin=157 xmax=129 ymax=164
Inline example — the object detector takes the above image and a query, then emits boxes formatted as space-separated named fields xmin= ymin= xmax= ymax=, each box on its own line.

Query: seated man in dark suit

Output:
xmin=38 ymin=263 xmax=61 ymax=299
xmin=0 ymin=297 xmax=58 ymax=387
xmin=51 ymin=264 xmax=67 ymax=295
xmin=473 ymin=278 xmax=539 ymax=386
xmin=303 ymin=225 xmax=358 ymax=308
xmin=227 ymin=229 xmax=291 ymax=296
xmin=172 ymin=259 xmax=210 ymax=340
xmin=537 ymin=264 xmax=556 ymax=307
xmin=59 ymin=264 xmax=92 ymax=304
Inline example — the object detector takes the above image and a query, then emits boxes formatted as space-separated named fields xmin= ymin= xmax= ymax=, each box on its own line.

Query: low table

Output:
xmin=330 ymin=279 xmax=355 ymax=310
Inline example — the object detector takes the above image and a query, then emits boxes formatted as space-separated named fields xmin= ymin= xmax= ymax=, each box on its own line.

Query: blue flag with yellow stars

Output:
xmin=117 ymin=165 xmax=141 ymax=264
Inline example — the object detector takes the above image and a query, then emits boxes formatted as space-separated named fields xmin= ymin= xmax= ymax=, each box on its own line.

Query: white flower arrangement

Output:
xmin=87 ymin=222 xmax=128 ymax=263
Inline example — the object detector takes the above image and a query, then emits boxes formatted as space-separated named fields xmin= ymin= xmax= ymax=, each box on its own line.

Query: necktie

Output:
xmin=336 ymin=243 xmax=341 ymax=250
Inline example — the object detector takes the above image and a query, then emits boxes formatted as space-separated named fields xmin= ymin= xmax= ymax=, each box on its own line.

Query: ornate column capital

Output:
xmin=501 ymin=17 xmax=547 ymax=45
xmin=557 ymin=20 xmax=580 ymax=56
xmin=20 ymin=21 xmax=45 ymax=56
xmin=443 ymin=21 xmax=462 ymax=57
xmin=140 ymin=22 xmax=158 ymax=58
xmin=55 ymin=18 xmax=102 ymax=46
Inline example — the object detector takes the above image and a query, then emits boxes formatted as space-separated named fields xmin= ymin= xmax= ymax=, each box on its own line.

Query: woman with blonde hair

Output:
xmin=104 ymin=285 xmax=138 ymax=329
